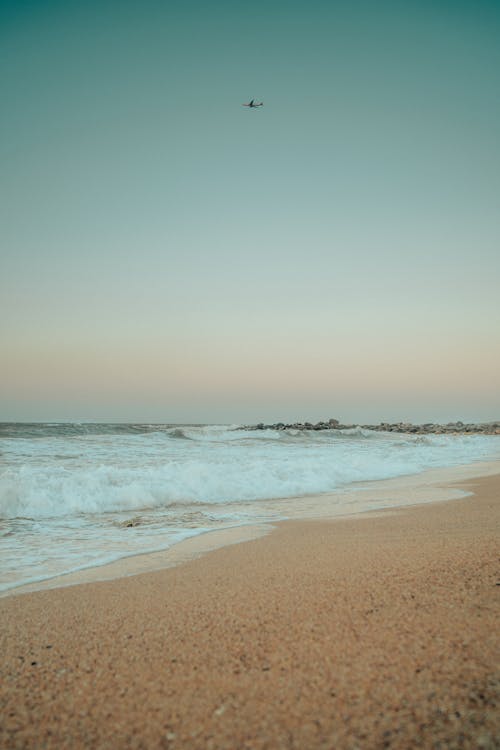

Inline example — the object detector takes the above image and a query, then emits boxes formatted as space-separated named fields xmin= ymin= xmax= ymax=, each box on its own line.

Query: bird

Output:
xmin=242 ymin=99 xmax=263 ymax=108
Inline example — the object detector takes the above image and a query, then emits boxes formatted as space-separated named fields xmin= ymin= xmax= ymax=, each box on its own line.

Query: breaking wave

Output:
xmin=1 ymin=425 xmax=498 ymax=520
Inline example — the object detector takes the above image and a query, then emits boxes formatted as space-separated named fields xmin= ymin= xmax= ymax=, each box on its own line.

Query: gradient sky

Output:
xmin=1 ymin=0 xmax=499 ymax=423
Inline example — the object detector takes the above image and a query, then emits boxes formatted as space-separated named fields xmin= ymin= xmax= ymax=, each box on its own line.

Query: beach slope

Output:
xmin=1 ymin=474 xmax=499 ymax=749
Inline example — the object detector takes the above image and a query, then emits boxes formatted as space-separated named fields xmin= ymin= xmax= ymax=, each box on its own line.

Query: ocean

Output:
xmin=1 ymin=422 xmax=499 ymax=594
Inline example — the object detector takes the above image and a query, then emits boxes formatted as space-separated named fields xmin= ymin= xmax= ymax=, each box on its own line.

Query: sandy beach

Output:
xmin=1 ymin=468 xmax=499 ymax=749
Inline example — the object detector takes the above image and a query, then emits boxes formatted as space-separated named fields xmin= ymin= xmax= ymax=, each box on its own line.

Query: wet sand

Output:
xmin=1 ymin=471 xmax=499 ymax=749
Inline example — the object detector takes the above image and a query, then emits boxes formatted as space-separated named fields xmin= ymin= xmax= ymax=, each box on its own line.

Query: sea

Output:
xmin=1 ymin=422 xmax=499 ymax=594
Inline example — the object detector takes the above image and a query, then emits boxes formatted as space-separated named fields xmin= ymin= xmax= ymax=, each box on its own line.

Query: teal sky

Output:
xmin=1 ymin=0 xmax=499 ymax=423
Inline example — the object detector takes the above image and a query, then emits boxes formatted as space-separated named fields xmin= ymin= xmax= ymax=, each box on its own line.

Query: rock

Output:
xmin=237 ymin=419 xmax=500 ymax=435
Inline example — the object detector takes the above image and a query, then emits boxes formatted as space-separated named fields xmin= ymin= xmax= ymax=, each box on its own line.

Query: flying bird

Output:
xmin=242 ymin=99 xmax=263 ymax=108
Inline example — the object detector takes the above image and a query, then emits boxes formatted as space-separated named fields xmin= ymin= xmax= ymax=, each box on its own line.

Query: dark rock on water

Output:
xmin=120 ymin=517 xmax=143 ymax=528
xmin=239 ymin=419 xmax=500 ymax=435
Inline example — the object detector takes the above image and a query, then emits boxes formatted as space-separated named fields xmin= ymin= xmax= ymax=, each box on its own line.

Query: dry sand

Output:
xmin=1 ymin=472 xmax=499 ymax=749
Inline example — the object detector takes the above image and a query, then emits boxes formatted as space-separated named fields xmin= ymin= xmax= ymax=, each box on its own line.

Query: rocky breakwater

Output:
xmin=241 ymin=419 xmax=500 ymax=435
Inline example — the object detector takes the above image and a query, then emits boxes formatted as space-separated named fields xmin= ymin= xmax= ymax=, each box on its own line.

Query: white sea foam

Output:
xmin=0 ymin=426 xmax=498 ymax=519
xmin=1 ymin=423 xmax=499 ymax=592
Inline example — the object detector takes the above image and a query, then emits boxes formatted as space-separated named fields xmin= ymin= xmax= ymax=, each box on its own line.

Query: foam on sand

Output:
xmin=5 ymin=458 xmax=499 ymax=596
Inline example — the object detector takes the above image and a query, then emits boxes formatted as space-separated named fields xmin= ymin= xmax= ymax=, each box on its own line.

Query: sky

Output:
xmin=1 ymin=0 xmax=499 ymax=424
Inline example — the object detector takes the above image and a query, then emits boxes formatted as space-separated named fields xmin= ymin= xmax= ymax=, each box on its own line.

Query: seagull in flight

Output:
xmin=242 ymin=99 xmax=263 ymax=108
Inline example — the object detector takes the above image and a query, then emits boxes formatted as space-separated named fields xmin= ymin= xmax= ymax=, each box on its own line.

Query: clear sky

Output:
xmin=1 ymin=0 xmax=499 ymax=424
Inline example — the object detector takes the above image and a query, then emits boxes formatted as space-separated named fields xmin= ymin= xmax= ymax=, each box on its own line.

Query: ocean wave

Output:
xmin=0 ymin=423 xmax=210 ymax=440
xmin=1 ymin=430 xmax=498 ymax=520
xmin=166 ymin=428 xmax=193 ymax=440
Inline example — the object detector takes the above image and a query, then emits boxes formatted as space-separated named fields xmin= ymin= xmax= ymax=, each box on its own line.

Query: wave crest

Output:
xmin=1 ymin=429 xmax=498 ymax=520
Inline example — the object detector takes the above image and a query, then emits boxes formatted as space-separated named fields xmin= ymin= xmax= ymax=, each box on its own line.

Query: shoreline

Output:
xmin=1 ymin=461 xmax=498 ymax=748
xmin=4 ymin=457 xmax=500 ymax=599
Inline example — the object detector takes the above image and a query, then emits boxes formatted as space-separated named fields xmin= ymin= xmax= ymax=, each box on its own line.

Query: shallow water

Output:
xmin=1 ymin=422 xmax=499 ymax=592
